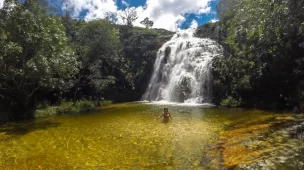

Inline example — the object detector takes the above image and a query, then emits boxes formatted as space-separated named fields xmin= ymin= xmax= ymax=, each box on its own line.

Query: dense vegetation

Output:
xmin=196 ymin=0 xmax=304 ymax=109
xmin=1 ymin=0 xmax=303 ymax=122
xmin=0 ymin=0 xmax=173 ymax=122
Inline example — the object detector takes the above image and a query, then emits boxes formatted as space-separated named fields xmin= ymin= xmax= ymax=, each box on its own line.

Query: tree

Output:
xmin=105 ymin=12 xmax=118 ymax=24
xmin=140 ymin=17 xmax=154 ymax=29
xmin=211 ymin=0 xmax=304 ymax=108
xmin=118 ymin=7 xmax=138 ymax=26
xmin=74 ymin=20 xmax=123 ymax=100
xmin=0 ymin=0 xmax=78 ymax=119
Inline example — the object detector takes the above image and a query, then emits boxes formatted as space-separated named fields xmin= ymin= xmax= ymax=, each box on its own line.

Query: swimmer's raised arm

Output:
xmin=156 ymin=113 xmax=163 ymax=120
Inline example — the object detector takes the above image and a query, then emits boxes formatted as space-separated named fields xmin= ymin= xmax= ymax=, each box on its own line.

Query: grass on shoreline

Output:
xmin=34 ymin=100 xmax=112 ymax=118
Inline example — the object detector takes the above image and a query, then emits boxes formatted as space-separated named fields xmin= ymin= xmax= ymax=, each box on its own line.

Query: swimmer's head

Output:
xmin=164 ymin=108 xmax=168 ymax=112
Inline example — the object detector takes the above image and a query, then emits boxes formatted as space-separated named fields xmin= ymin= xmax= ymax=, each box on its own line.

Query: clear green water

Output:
xmin=0 ymin=102 xmax=302 ymax=169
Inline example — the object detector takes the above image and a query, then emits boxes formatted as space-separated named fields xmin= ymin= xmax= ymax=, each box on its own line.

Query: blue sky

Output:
xmin=61 ymin=0 xmax=220 ymax=31
xmin=180 ymin=0 xmax=219 ymax=29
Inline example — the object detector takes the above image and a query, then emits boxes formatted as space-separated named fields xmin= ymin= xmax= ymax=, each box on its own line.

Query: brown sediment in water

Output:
xmin=218 ymin=124 xmax=270 ymax=167
xmin=208 ymin=114 xmax=304 ymax=168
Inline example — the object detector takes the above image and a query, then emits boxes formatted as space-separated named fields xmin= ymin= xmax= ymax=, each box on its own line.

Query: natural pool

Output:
xmin=0 ymin=102 xmax=303 ymax=169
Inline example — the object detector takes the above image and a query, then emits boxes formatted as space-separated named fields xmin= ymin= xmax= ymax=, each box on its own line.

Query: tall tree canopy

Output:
xmin=0 ymin=0 xmax=173 ymax=122
xmin=118 ymin=7 xmax=138 ymax=26
xmin=0 ymin=0 xmax=78 ymax=119
xmin=74 ymin=20 xmax=123 ymax=98
xmin=208 ymin=0 xmax=304 ymax=108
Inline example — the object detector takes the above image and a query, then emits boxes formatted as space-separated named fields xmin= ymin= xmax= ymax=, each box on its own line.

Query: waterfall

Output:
xmin=142 ymin=29 xmax=223 ymax=104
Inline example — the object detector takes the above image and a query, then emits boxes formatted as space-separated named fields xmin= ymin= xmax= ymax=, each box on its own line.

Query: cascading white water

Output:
xmin=142 ymin=29 xmax=223 ymax=104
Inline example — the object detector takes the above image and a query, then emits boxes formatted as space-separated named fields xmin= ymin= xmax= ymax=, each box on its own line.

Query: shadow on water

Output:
xmin=0 ymin=120 xmax=61 ymax=136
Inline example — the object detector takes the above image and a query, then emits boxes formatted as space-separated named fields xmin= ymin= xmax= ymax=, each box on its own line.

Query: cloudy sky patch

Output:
xmin=0 ymin=0 xmax=219 ymax=31
xmin=0 ymin=0 xmax=4 ymax=9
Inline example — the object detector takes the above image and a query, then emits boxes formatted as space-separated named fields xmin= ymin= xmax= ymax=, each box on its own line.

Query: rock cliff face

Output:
xmin=109 ymin=26 xmax=174 ymax=102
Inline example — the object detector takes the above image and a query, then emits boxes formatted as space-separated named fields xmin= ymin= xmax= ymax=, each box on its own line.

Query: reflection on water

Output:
xmin=0 ymin=102 xmax=303 ymax=169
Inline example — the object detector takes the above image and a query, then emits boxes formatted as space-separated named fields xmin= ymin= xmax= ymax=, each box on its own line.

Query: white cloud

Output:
xmin=63 ymin=0 xmax=118 ymax=20
xmin=64 ymin=0 xmax=214 ymax=31
xmin=0 ymin=0 xmax=4 ymax=9
xmin=132 ymin=0 xmax=212 ymax=31
xmin=190 ymin=20 xmax=198 ymax=29
xmin=210 ymin=19 xmax=219 ymax=23
xmin=122 ymin=0 xmax=129 ymax=7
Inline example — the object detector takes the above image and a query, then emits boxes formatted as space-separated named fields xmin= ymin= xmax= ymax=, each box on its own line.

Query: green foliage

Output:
xmin=207 ymin=0 xmax=304 ymax=108
xmin=74 ymin=100 xmax=96 ymax=112
xmin=0 ymin=0 xmax=79 ymax=119
xmin=140 ymin=17 xmax=154 ymax=29
xmin=0 ymin=0 xmax=173 ymax=122
xmin=100 ymin=100 xmax=113 ymax=106
xmin=57 ymin=18 xmax=173 ymax=103
xmin=195 ymin=22 xmax=223 ymax=42
xmin=35 ymin=100 xmax=96 ymax=118
xmin=220 ymin=96 xmax=241 ymax=107
xmin=35 ymin=106 xmax=58 ymax=117
xmin=117 ymin=26 xmax=173 ymax=101
xmin=76 ymin=19 xmax=121 ymax=92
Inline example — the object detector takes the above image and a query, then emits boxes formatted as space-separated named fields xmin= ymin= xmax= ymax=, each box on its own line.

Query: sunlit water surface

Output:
xmin=0 ymin=102 xmax=303 ymax=169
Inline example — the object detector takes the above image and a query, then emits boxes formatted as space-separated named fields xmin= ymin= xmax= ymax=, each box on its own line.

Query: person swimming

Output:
xmin=156 ymin=108 xmax=172 ymax=123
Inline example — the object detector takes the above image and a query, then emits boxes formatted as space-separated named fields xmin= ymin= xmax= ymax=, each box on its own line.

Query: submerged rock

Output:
xmin=288 ymin=122 xmax=304 ymax=139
